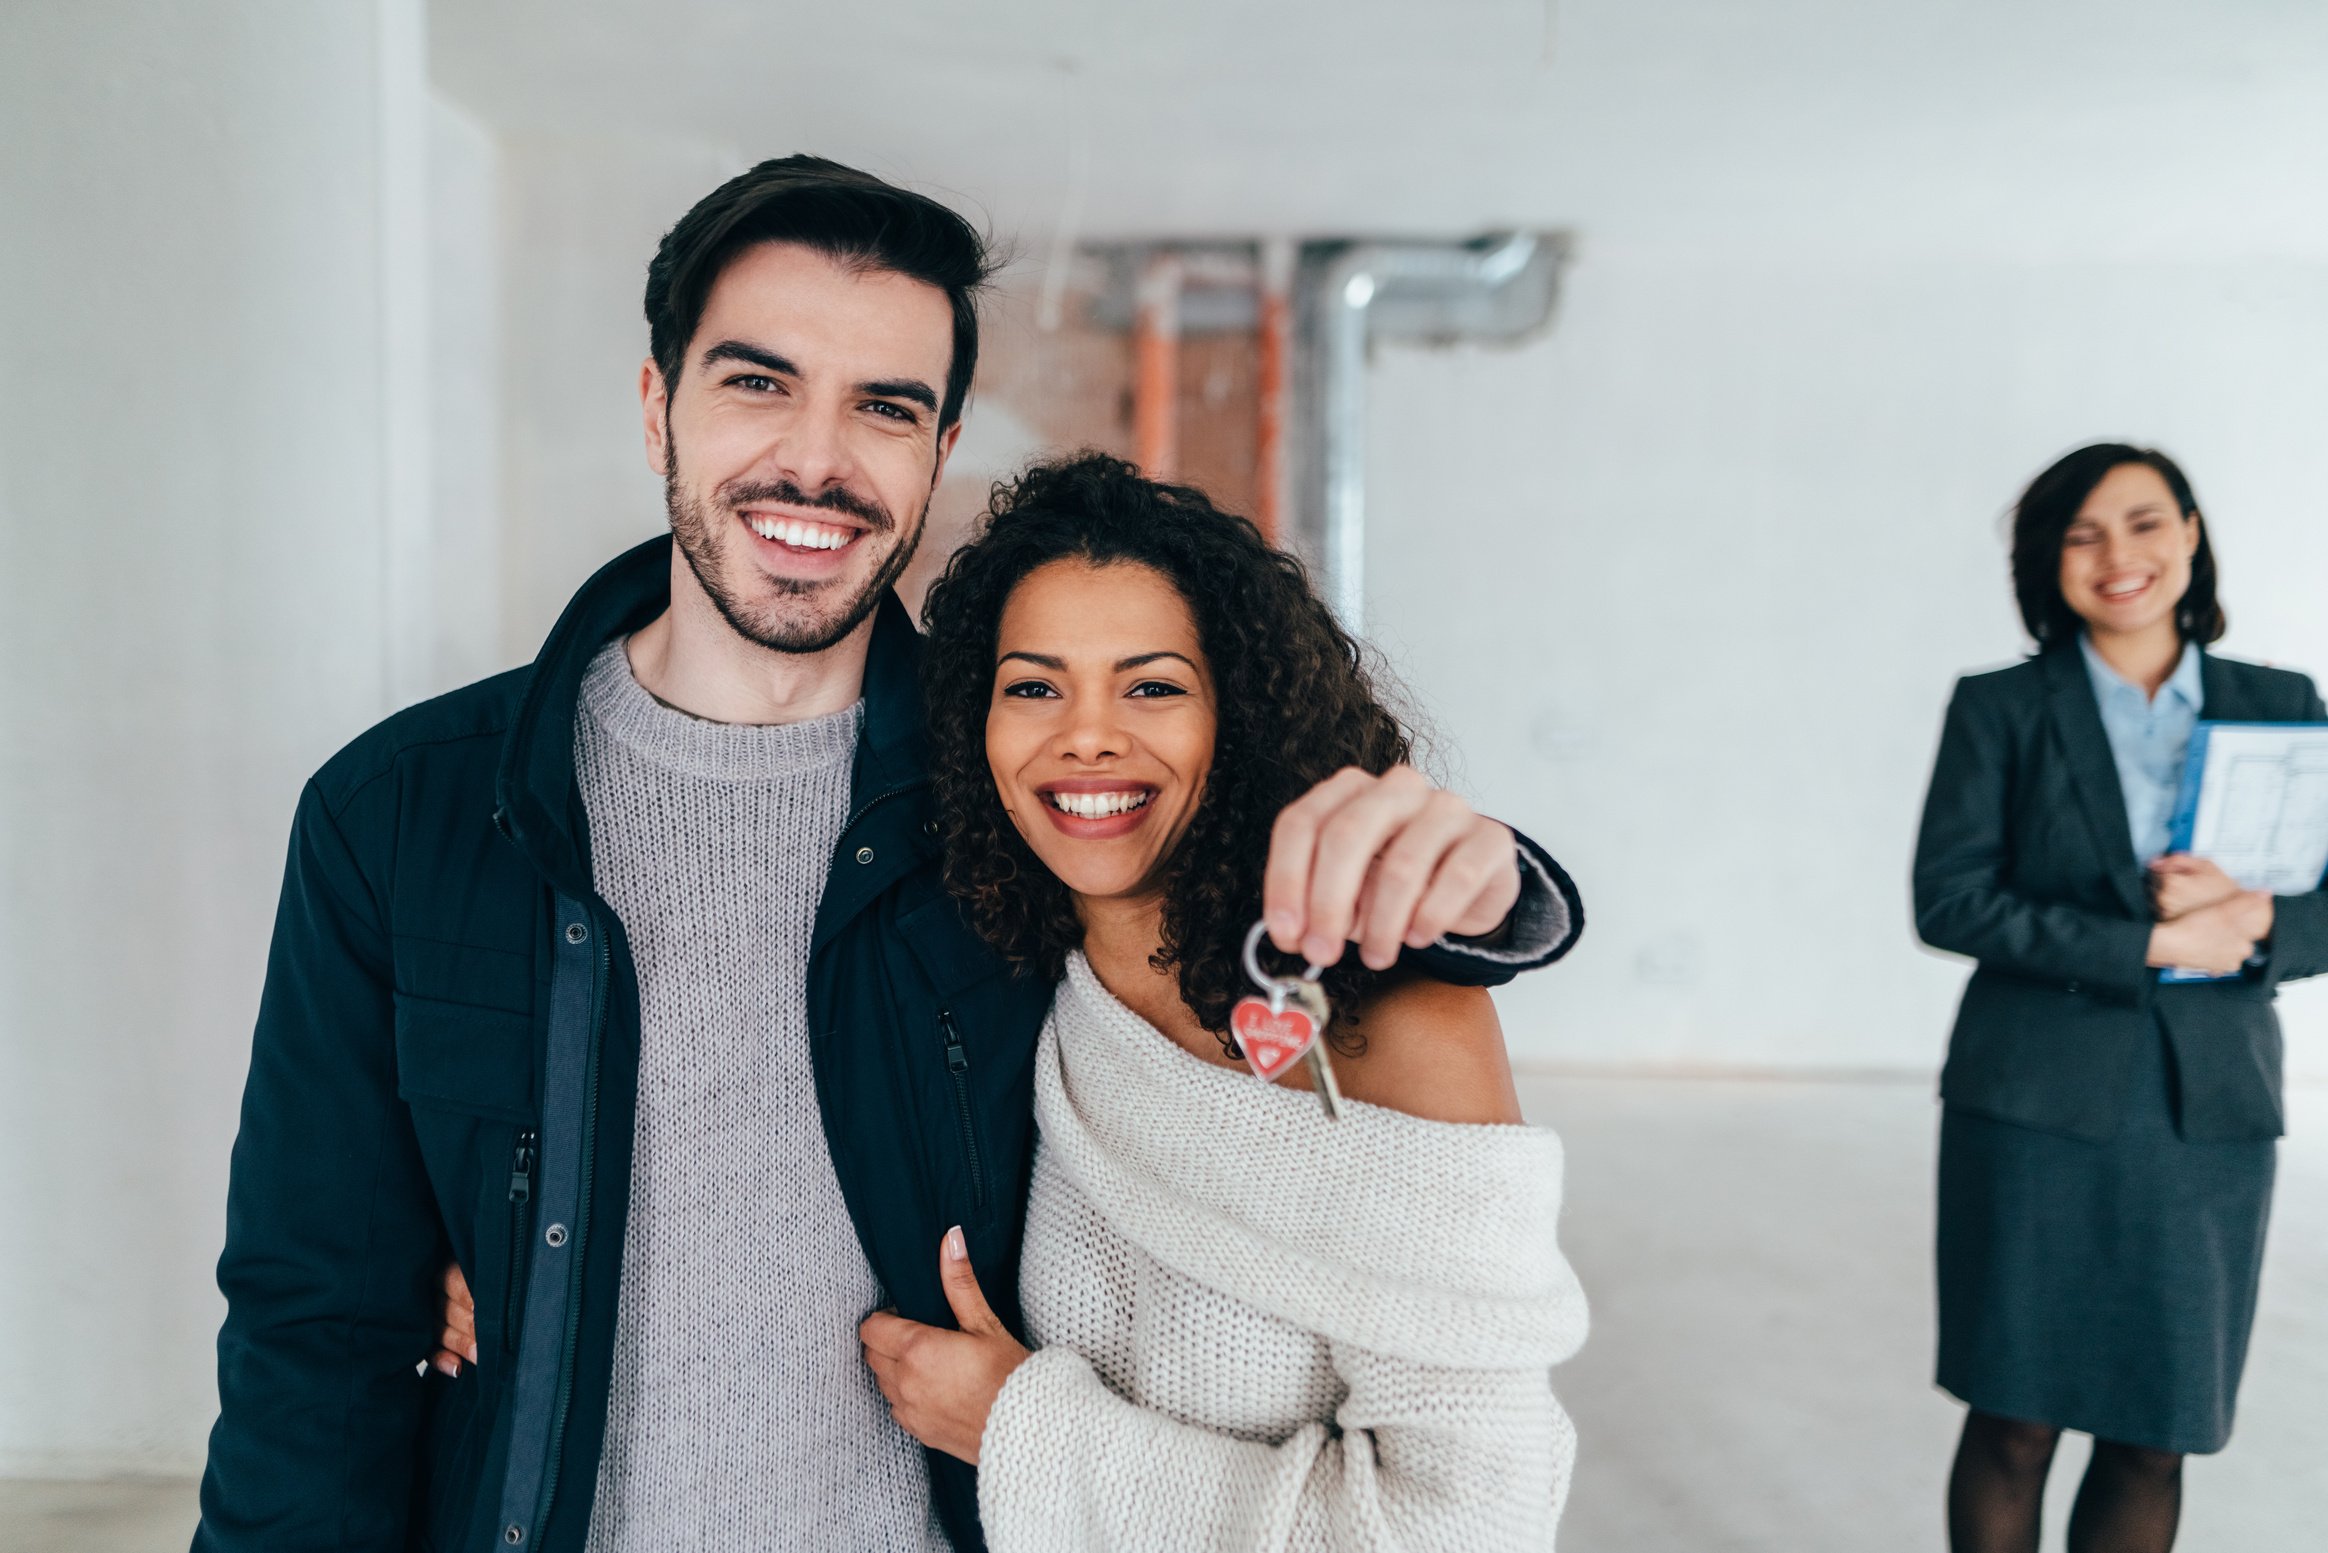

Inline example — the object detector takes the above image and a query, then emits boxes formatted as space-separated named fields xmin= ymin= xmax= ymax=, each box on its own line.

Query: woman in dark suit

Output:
xmin=1914 ymin=443 xmax=2328 ymax=1553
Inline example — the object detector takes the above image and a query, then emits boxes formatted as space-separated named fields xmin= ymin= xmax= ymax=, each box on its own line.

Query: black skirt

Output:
xmin=1935 ymin=1018 xmax=2276 ymax=1454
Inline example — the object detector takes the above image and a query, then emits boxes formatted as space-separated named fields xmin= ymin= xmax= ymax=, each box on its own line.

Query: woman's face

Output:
xmin=986 ymin=558 xmax=1217 ymax=907
xmin=2057 ymin=462 xmax=2201 ymax=640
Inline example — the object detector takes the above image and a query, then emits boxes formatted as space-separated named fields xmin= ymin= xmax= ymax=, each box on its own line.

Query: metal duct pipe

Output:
xmin=1308 ymin=233 xmax=1564 ymax=629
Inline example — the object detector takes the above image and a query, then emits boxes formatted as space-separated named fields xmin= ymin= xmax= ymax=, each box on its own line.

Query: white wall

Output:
xmin=1368 ymin=254 xmax=2328 ymax=1075
xmin=0 ymin=0 xmax=428 ymax=1475
xmin=428 ymin=96 xmax=511 ymax=691
xmin=493 ymin=131 xmax=741 ymax=663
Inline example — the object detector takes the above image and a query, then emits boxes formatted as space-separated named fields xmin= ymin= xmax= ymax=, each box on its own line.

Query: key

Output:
xmin=1233 ymin=920 xmax=1345 ymax=1121
xmin=1285 ymin=982 xmax=1340 ymax=1117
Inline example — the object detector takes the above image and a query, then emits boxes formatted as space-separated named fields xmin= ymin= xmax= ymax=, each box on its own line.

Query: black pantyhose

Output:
xmin=2066 ymin=1440 xmax=2183 ymax=1553
xmin=1949 ymin=1411 xmax=2059 ymax=1553
xmin=1947 ymin=1411 xmax=2185 ymax=1553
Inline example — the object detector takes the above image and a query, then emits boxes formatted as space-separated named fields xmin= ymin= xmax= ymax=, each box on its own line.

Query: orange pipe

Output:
xmin=1132 ymin=254 xmax=1182 ymax=477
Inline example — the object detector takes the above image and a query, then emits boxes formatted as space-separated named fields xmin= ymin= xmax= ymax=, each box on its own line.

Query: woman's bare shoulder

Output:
xmin=1333 ymin=975 xmax=1523 ymax=1126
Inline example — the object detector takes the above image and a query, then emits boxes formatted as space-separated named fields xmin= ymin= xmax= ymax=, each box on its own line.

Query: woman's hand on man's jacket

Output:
xmin=860 ymin=1226 xmax=1030 ymax=1465
xmin=431 ymin=1261 xmax=478 ymax=1377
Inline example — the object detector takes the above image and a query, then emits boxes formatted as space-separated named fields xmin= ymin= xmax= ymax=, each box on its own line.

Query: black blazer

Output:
xmin=1914 ymin=645 xmax=2328 ymax=1144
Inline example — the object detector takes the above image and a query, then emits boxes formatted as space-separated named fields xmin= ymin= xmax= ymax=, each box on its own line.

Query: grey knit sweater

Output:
xmin=574 ymin=643 xmax=945 ymax=1552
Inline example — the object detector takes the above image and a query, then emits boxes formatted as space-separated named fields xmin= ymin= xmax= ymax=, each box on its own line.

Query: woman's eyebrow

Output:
xmin=994 ymin=650 xmax=1196 ymax=672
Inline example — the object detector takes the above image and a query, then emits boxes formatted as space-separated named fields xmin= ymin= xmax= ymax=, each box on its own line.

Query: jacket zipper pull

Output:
xmin=509 ymin=1129 xmax=537 ymax=1204
xmin=940 ymin=1010 xmax=988 ymax=1213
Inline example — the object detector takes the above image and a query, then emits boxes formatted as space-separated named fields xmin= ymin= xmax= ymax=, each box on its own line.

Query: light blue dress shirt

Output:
xmin=2080 ymin=634 xmax=2205 ymax=865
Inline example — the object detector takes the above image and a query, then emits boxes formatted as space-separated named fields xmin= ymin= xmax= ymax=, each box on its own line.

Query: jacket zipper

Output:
xmin=840 ymin=779 xmax=921 ymax=841
xmin=503 ymin=1129 xmax=537 ymax=1354
xmin=938 ymin=1009 xmax=988 ymax=1214
xmin=535 ymin=911 xmax=608 ymax=1530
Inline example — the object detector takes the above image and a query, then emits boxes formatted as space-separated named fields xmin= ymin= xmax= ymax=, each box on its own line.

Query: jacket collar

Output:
xmin=494 ymin=533 xmax=929 ymax=895
xmin=852 ymin=585 xmax=931 ymax=812
xmin=2038 ymin=642 xmax=2151 ymax=917
xmin=2198 ymin=650 xmax=2265 ymax=722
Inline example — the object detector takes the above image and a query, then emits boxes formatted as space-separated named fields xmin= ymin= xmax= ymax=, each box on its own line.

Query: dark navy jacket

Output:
xmin=194 ymin=535 xmax=1583 ymax=1553
xmin=1915 ymin=645 xmax=2328 ymax=1144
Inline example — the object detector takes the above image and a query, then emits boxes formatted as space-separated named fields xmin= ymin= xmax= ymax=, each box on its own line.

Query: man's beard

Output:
xmin=665 ymin=459 xmax=927 ymax=656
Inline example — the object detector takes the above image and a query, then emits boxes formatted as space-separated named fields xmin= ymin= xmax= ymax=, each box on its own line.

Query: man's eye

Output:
xmin=866 ymin=400 xmax=918 ymax=423
xmin=729 ymin=374 xmax=781 ymax=393
xmin=1000 ymin=681 xmax=1058 ymax=699
xmin=1128 ymin=681 xmax=1187 ymax=698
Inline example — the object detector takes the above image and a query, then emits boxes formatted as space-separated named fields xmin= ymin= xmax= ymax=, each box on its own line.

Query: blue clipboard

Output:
xmin=2160 ymin=720 xmax=2328 ymax=983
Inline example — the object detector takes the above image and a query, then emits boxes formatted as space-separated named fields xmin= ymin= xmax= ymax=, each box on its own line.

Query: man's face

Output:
xmin=643 ymin=241 xmax=961 ymax=654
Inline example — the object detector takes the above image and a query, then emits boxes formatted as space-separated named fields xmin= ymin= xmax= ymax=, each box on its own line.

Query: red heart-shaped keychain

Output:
xmin=1231 ymin=995 xmax=1319 ymax=1083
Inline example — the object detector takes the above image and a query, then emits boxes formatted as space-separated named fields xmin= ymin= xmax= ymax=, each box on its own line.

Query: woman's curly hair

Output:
xmin=920 ymin=452 xmax=1411 ymax=1050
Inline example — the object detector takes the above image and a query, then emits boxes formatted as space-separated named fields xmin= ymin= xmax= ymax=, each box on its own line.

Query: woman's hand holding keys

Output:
xmin=1262 ymin=764 xmax=1522 ymax=972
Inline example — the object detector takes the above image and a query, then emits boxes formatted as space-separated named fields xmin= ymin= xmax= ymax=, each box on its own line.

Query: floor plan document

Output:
xmin=2161 ymin=721 xmax=2328 ymax=982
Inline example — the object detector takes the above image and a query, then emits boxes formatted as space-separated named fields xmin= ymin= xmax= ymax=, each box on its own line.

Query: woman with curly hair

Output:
xmin=855 ymin=452 xmax=1588 ymax=1551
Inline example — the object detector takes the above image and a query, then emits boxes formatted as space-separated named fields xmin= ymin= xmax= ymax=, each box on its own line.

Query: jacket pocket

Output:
xmin=393 ymin=993 xmax=536 ymax=1124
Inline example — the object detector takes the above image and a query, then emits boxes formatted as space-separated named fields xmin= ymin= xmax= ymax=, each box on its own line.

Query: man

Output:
xmin=195 ymin=156 xmax=1581 ymax=1553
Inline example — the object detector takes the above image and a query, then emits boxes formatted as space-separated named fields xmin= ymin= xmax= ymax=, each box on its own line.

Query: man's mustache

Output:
xmin=720 ymin=477 xmax=893 ymax=533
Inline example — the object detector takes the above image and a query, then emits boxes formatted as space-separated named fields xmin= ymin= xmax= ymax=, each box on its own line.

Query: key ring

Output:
xmin=1240 ymin=919 xmax=1326 ymax=1015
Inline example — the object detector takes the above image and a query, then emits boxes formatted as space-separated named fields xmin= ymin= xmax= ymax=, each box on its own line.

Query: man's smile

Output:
xmin=741 ymin=508 xmax=865 ymax=553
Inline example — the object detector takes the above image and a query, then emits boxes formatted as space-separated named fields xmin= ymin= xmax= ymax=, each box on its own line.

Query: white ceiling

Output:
xmin=433 ymin=0 xmax=2328 ymax=262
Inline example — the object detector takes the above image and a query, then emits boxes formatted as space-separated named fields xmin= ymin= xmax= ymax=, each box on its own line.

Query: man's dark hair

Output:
xmin=920 ymin=453 xmax=1413 ymax=1053
xmin=2010 ymin=442 xmax=2225 ymax=651
xmin=644 ymin=155 xmax=994 ymax=429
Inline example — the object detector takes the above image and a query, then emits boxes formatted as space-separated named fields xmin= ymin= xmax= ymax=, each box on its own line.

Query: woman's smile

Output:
xmin=1035 ymin=778 xmax=1161 ymax=839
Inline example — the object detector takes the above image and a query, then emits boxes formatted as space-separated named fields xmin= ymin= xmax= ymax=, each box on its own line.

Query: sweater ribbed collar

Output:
xmin=579 ymin=640 xmax=862 ymax=782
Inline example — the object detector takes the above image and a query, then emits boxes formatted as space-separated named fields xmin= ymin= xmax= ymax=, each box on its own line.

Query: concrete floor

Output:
xmin=1527 ymin=1070 xmax=2328 ymax=1553
xmin=6 ymin=1074 xmax=2323 ymax=1551
xmin=0 ymin=1477 xmax=198 ymax=1552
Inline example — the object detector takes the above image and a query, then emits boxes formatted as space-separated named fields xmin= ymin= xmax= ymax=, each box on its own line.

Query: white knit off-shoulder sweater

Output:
xmin=976 ymin=953 xmax=1588 ymax=1552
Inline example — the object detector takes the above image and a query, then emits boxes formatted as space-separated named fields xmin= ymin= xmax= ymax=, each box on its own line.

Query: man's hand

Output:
xmin=2147 ymin=891 xmax=2274 ymax=974
xmin=1263 ymin=765 xmax=1521 ymax=971
xmin=2149 ymin=853 xmax=2243 ymax=922
xmin=431 ymin=1261 xmax=478 ymax=1377
xmin=859 ymin=1227 xmax=1029 ymax=1464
